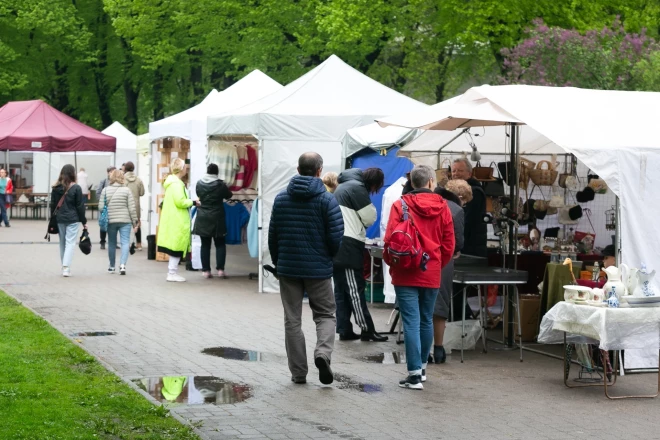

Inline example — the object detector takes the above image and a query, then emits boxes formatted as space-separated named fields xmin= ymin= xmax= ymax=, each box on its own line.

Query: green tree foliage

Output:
xmin=0 ymin=0 xmax=659 ymax=133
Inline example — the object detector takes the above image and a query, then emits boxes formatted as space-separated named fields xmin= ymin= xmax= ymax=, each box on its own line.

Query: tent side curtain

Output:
xmin=350 ymin=146 xmax=414 ymax=239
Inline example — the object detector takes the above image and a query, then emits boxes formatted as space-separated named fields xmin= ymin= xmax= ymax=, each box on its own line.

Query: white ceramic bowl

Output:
xmin=563 ymin=285 xmax=593 ymax=302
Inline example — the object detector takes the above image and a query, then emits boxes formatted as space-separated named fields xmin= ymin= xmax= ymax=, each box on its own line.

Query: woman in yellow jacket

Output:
xmin=157 ymin=158 xmax=199 ymax=282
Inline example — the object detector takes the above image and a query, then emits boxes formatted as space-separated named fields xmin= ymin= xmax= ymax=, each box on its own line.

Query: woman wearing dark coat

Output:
xmin=193 ymin=163 xmax=232 ymax=278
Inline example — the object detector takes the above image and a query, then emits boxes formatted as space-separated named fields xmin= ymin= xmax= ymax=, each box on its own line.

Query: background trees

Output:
xmin=1 ymin=0 xmax=658 ymax=132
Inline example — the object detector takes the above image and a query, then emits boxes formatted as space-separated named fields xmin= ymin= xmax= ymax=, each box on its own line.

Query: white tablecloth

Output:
xmin=538 ymin=301 xmax=660 ymax=351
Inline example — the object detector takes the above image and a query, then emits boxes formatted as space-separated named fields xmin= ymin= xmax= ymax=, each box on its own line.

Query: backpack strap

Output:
xmin=400 ymin=197 xmax=409 ymax=220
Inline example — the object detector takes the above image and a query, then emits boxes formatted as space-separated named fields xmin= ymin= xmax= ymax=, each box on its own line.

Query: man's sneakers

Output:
xmin=108 ymin=267 xmax=116 ymax=274
xmin=291 ymin=376 xmax=307 ymax=384
xmin=166 ymin=273 xmax=186 ymax=282
xmin=100 ymin=243 xmax=106 ymax=250
xmin=339 ymin=332 xmax=360 ymax=341
xmin=314 ymin=356 xmax=333 ymax=385
xmin=360 ymin=331 xmax=389 ymax=342
xmin=399 ymin=374 xmax=423 ymax=390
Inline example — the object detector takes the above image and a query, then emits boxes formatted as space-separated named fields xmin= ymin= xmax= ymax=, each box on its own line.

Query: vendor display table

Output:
xmin=540 ymin=263 xmax=581 ymax=317
xmin=453 ymin=266 xmax=528 ymax=363
xmin=539 ymin=301 xmax=660 ymax=399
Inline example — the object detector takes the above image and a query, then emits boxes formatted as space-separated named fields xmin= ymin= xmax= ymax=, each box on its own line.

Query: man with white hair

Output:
xmin=384 ymin=164 xmax=455 ymax=390
xmin=451 ymin=158 xmax=487 ymax=257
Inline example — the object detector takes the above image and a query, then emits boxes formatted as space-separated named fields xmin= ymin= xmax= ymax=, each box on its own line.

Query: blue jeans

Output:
xmin=395 ymin=286 xmax=438 ymax=375
xmin=58 ymin=223 xmax=80 ymax=268
xmin=107 ymin=223 xmax=131 ymax=267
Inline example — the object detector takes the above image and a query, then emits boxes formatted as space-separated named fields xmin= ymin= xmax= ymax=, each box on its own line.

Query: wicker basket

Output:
xmin=529 ymin=160 xmax=558 ymax=186
xmin=519 ymin=157 xmax=535 ymax=190
xmin=473 ymin=163 xmax=494 ymax=181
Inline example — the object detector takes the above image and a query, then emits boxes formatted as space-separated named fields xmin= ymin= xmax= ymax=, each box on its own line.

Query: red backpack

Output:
xmin=383 ymin=197 xmax=429 ymax=271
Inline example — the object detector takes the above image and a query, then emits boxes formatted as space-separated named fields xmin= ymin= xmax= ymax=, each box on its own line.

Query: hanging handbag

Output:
xmin=435 ymin=158 xmax=451 ymax=186
xmin=483 ymin=162 xmax=505 ymax=197
xmin=44 ymin=185 xmax=72 ymax=242
xmin=528 ymin=160 xmax=558 ymax=186
xmin=548 ymin=187 xmax=565 ymax=208
xmin=473 ymin=161 xmax=495 ymax=181
xmin=587 ymin=174 xmax=608 ymax=194
xmin=558 ymin=205 xmax=581 ymax=225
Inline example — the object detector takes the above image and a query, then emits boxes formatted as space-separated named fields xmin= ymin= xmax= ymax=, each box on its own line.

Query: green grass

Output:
xmin=0 ymin=291 xmax=200 ymax=440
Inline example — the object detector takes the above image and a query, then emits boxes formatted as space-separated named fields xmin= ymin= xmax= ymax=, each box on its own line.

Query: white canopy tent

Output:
xmin=148 ymin=70 xmax=282 ymax=202
xmin=102 ymin=121 xmax=137 ymax=166
xmin=207 ymin=54 xmax=428 ymax=293
xmin=377 ymin=84 xmax=660 ymax=292
xmin=136 ymin=133 xmax=151 ymax=231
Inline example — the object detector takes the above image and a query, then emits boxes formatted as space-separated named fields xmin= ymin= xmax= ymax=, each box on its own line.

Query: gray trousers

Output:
xmin=279 ymin=276 xmax=336 ymax=379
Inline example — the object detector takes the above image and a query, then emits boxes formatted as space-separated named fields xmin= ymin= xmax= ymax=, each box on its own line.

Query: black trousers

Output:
xmin=135 ymin=225 xmax=142 ymax=244
xmin=100 ymin=229 xmax=106 ymax=245
xmin=200 ymin=236 xmax=227 ymax=271
xmin=333 ymin=267 xmax=375 ymax=335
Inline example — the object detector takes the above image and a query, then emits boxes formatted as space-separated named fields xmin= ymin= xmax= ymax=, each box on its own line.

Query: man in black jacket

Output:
xmin=333 ymin=168 xmax=388 ymax=342
xmin=451 ymin=158 xmax=487 ymax=257
xmin=269 ymin=152 xmax=344 ymax=385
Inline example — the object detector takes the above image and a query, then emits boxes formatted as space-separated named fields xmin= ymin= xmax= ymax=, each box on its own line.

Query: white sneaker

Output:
xmin=167 ymin=273 xmax=186 ymax=282
xmin=62 ymin=267 xmax=71 ymax=277
xmin=119 ymin=265 xmax=126 ymax=275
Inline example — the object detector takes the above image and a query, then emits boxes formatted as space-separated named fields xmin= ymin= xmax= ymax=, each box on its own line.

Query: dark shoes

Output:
xmin=314 ymin=356 xmax=333 ymax=385
xmin=291 ymin=376 xmax=306 ymax=384
xmin=434 ymin=345 xmax=446 ymax=364
xmin=339 ymin=332 xmax=360 ymax=341
xmin=130 ymin=242 xmax=136 ymax=255
xmin=399 ymin=374 xmax=423 ymax=390
xmin=360 ymin=331 xmax=389 ymax=342
xmin=100 ymin=243 xmax=106 ymax=250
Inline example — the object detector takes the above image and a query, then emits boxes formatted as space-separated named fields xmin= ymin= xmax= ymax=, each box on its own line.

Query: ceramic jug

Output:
xmin=603 ymin=266 xmax=626 ymax=301
xmin=632 ymin=263 xmax=658 ymax=297
xmin=620 ymin=263 xmax=638 ymax=296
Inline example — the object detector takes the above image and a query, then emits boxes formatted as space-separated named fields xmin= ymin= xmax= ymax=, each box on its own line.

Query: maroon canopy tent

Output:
xmin=0 ymin=100 xmax=116 ymax=153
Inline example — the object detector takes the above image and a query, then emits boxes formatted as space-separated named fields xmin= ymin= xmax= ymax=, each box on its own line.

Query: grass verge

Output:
xmin=0 ymin=291 xmax=200 ymax=440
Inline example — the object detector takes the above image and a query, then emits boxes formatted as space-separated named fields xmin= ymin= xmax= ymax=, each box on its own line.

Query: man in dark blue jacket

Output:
xmin=269 ymin=152 xmax=344 ymax=386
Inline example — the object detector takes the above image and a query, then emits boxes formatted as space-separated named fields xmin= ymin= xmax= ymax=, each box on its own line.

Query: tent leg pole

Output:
xmin=74 ymin=151 xmax=77 ymax=171
xmin=47 ymin=153 xmax=52 ymax=220
xmin=258 ymin=141 xmax=264 ymax=294
xmin=4 ymin=150 xmax=7 ymax=169
xmin=504 ymin=123 xmax=518 ymax=349
xmin=615 ymin=196 xmax=621 ymax=265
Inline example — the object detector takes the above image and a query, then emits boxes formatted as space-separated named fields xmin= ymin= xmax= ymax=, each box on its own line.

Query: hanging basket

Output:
xmin=473 ymin=162 xmax=495 ymax=181
xmin=528 ymin=160 xmax=558 ymax=186
xmin=519 ymin=157 xmax=535 ymax=190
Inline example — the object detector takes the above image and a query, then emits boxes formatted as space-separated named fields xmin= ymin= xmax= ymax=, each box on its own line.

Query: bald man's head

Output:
xmin=298 ymin=152 xmax=323 ymax=177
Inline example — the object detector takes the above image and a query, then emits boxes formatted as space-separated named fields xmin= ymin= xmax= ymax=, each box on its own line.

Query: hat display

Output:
xmin=568 ymin=204 xmax=583 ymax=220
xmin=576 ymin=186 xmax=595 ymax=203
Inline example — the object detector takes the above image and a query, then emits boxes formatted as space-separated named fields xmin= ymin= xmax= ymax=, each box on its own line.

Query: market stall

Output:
xmin=206 ymin=54 xmax=428 ymax=293
xmin=0 ymin=99 xmax=116 ymax=216
xmin=377 ymin=84 xmax=660 ymax=370
xmin=147 ymin=70 xmax=281 ymax=271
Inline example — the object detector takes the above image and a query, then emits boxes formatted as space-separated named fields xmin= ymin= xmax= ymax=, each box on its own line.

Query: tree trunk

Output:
xmin=92 ymin=2 xmax=113 ymax=128
xmin=188 ymin=48 xmax=204 ymax=105
xmin=120 ymin=38 xmax=139 ymax=133
xmin=52 ymin=60 xmax=71 ymax=115
xmin=153 ymin=68 xmax=165 ymax=121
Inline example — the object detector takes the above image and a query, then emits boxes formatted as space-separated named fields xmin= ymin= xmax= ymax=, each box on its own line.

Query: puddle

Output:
xmin=201 ymin=346 xmax=263 ymax=361
xmin=70 ymin=331 xmax=117 ymax=337
xmin=362 ymin=352 xmax=406 ymax=364
xmin=201 ymin=346 xmax=285 ymax=363
xmin=334 ymin=373 xmax=382 ymax=393
xmin=133 ymin=376 xmax=252 ymax=405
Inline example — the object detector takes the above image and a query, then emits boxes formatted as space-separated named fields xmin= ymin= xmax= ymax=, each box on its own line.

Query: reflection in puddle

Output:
xmin=362 ymin=352 xmax=406 ymax=364
xmin=334 ymin=373 xmax=382 ymax=393
xmin=70 ymin=331 xmax=117 ymax=337
xmin=133 ymin=376 xmax=252 ymax=405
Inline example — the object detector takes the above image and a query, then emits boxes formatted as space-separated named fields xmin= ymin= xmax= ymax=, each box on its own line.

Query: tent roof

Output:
xmin=136 ymin=133 xmax=150 ymax=154
xmin=149 ymin=70 xmax=282 ymax=140
xmin=102 ymin=121 xmax=137 ymax=151
xmin=207 ymin=55 xmax=428 ymax=137
xmin=0 ymin=100 xmax=116 ymax=152
xmin=343 ymin=123 xmax=422 ymax=158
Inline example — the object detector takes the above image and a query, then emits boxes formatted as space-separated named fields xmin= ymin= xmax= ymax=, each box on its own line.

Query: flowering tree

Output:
xmin=500 ymin=19 xmax=658 ymax=90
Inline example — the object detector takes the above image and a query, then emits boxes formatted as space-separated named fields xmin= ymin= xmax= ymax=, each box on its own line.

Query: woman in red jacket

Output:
xmin=384 ymin=165 xmax=455 ymax=390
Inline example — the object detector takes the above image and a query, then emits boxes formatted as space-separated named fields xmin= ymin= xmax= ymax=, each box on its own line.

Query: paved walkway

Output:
xmin=2 ymin=220 xmax=660 ymax=440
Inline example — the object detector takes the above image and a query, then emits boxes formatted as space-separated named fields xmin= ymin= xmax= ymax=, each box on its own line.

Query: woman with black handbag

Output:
xmin=50 ymin=164 xmax=87 ymax=277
